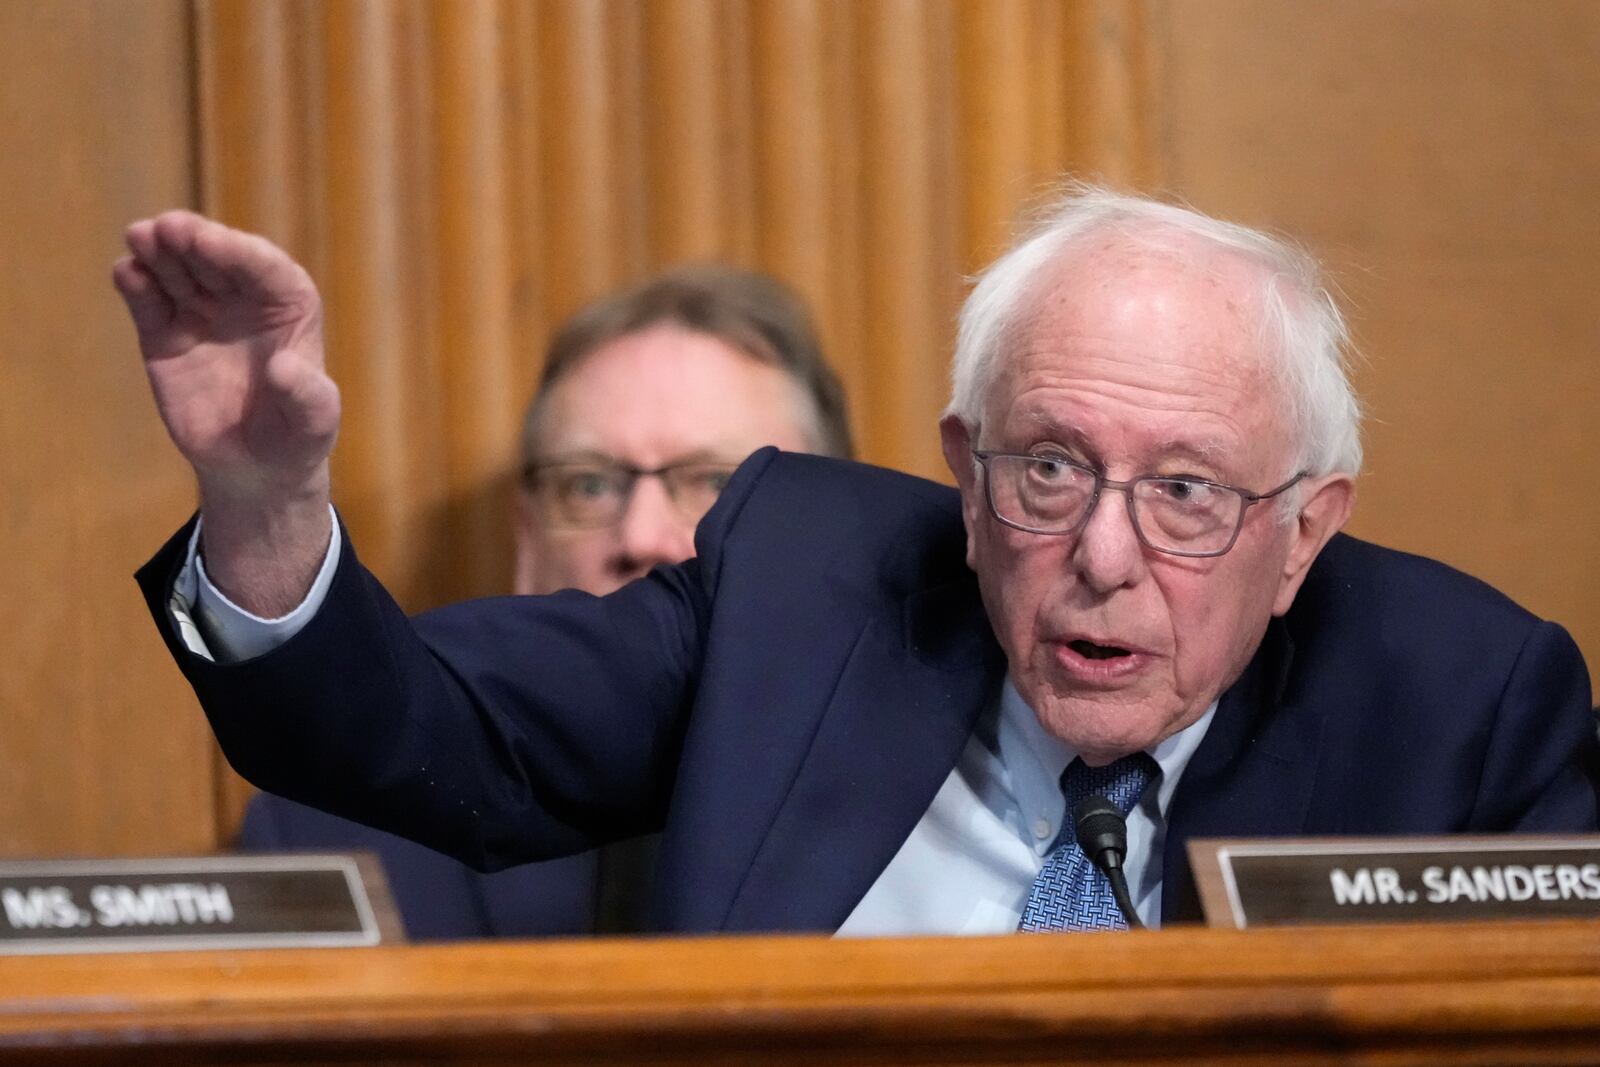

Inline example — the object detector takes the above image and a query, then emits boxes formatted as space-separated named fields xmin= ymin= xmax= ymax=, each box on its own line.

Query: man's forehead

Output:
xmin=531 ymin=326 xmax=817 ymax=463
xmin=1013 ymin=225 xmax=1266 ymax=328
xmin=993 ymin=234 xmax=1276 ymax=387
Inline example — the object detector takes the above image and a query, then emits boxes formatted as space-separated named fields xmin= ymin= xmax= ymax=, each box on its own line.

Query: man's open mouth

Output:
xmin=1068 ymin=639 xmax=1131 ymax=661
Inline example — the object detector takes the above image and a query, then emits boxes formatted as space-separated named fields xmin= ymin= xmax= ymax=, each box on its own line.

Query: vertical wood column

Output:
xmin=430 ymin=1 xmax=520 ymax=599
xmin=642 ymin=0 xmax=734 ymax=262
xmin=1068 ymin=0 xmax=1166 ymax=188
xmin=955 ymin=0 xmax=1038 ymax=270
xmin=535 ymin=2 xmax=642 ymax=322
xmin=855 ymin=0 xmax=961 ymax=474
xmin=750 ymin=0 xmax=857 ymax=441
xmin=316 ymin=0 xmax=444 ymax=606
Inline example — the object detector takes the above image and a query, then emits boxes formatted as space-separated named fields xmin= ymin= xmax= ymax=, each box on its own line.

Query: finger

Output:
xmin=154 ymin=212 xmax=225 ymax=298
xmin=165 ymin=215 xmax=238 ymax=298
xmin=111 ymin=257 xmax=176 ymax=345
xmin=229 ymin=236 xmax=318 ymax=318
xmin=129 ymin=213 xmax=203 ymax=306
xmin=175 ymin=219 xmax=314 ymax=310
xmin=130 ymin=208 xmax=210 ymax=252
xmin=122 ymin=217 xmax=160 ymax=267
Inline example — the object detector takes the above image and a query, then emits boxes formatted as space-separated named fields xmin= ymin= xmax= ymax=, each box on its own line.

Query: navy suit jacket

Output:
xmin=140 ymin=450 xmax=1600 ymax=932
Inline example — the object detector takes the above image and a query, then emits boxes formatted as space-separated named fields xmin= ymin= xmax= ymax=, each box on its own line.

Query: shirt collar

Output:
xmin=997 ymin=677 xmax=1218 ymax=849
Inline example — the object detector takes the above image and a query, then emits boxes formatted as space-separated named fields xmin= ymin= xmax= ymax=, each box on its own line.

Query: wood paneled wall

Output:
xmin=1148 ymin=0 xmax=1600 ymax=703
xmin=0 ymin=0 xmax=1595 ymax=858
xmin=0 ymin=1 xmax=216 ymax=855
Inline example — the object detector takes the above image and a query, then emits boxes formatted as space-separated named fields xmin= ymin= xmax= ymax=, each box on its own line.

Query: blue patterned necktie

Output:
xmin=1017 ymin=752 xmax=1160 ymax=931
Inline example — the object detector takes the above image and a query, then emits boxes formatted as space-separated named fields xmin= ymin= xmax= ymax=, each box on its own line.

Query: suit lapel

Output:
xmin=1161 ymin=620 xmax=1328 ymax=923
xmin=719 ymin=574 xmax=1004 ymax=932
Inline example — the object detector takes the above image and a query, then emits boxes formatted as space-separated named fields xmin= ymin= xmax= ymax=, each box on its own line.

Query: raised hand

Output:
xmin=114 ymin=212 xmax=340 ymax=616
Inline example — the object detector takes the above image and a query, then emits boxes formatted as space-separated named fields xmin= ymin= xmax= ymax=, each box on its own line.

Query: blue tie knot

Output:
xmin=1060 ymin=752 xmax=1159 ymax=820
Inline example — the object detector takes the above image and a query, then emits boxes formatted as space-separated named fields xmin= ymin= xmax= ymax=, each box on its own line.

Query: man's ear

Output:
xmin=1272 ymin=473 xmax=1356 ymax=616
xmin=511 ymin=489 xmax=543 ymax=596
xmin=939 ymin=414 xmax=984 ymax=571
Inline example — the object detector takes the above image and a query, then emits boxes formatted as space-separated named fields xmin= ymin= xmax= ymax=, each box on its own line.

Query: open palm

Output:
xmin=113 ymin=212 xmax=340 ymax=499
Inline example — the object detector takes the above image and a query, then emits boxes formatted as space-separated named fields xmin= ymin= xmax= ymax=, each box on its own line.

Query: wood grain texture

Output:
xmin=955 ymin=0 xmax=1037 ymax=270
xmin=4 ymin=923 xmax=1600 ymax=1064
xmin=751 ymin=0 xmax=835 ymax=330
xmin=317 ymin=0 xmax=445 ymax=608
xmin=0 ymin=0 xmax=215 ymax=856
xmin=430 ymin=0 xmax=522 ymax=600
xmin=642 ymin=0 xmax=737 ymax=262
xmin=854 ymin=0 xmax=961 ymax=473
xmin=1068 ymin=0 xmax=1164 ymax=188
xmin=1153 ymin=0 xmax=1600 ymax=693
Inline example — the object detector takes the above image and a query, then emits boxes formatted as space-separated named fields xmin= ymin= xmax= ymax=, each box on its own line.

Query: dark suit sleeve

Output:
xmin=136 ymin=452 xmax=777 ymax=873
xmin=1470 ymin=619 xmax=1600 ymax=831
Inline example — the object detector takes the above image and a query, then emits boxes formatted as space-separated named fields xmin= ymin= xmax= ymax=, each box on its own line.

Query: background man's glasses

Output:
xmin=971 ymin=450 xmax=1306 ymax=558
xmin=523 ymin=457 xmax=740 ymax=529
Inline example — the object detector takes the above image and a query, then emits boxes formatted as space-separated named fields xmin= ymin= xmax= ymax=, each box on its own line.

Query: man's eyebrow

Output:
xmin=528 ymin=448 xmax=741 ymax=468
xmin=527 ymin=449 xmax=617 ymax=467
xmin=1144 ymin=440 xmax=1242 ymax=482
xmin=1017 ymin=416 xmax=1222 ymax=454
xmin=660 ymin=449 xmax=742 ymax=467
xmin=1007 ymin=412 xmax=1234 ymax=462
xmin=1013 ymin=420 xmax=1232 ymax=471
xmin=1018 ymin=412 xmax=1087 ymax=442
xmin=1153 ymin=438 xmax=1227 ymax=462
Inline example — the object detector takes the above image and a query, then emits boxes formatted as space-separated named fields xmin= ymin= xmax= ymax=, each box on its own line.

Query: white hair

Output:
xmin=947 ymin=183 xmax=1363 ymax=480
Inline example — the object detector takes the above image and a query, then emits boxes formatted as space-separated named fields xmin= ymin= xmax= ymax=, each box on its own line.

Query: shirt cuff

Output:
xmin=168 ymin=506 xmax=342 ymax=664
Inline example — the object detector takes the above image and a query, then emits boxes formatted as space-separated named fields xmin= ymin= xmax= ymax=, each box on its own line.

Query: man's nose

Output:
xmin=615 ymin=474 xmax=696 ymax=572
xmin=1068 ymin=487 xmax=1145 ymax=593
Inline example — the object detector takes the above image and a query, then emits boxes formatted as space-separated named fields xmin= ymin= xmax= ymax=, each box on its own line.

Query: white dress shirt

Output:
xmin=176 ymin=522 xmax=1217 ymax=934
xmin=838 ymin=681 xmax=1216 ymax=935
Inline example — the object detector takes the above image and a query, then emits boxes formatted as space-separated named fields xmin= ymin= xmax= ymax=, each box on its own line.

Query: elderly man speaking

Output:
xmin=118 ymin=186 xmax=1598 ymax=934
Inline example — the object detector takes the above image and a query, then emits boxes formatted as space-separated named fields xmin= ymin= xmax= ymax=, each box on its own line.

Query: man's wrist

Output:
xmin=196 ymin=476 xmax=335 ymax=618
xmin=185 ymin=505 xmax=344 ymax=663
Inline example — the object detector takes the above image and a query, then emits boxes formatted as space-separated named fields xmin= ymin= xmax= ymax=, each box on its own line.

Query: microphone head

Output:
xmin=1072 ymin=795 xmax=1129 ymax=869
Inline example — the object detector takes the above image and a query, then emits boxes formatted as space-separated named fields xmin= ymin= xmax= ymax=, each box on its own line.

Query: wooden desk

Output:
xmin=3 ymin=920 xmax=1599 ymax=1065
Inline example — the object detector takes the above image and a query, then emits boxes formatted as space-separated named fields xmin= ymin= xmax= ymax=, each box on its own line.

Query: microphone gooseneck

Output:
xmin=1072 ymin=795 xmax=1143 ymax=929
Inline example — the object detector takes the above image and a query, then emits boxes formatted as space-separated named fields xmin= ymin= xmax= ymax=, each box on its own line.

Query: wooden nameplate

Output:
xmin=1189 ymin=835 xmax=1600 ymax=928
xmin=0 ymin=852 xmax=401 ymax=954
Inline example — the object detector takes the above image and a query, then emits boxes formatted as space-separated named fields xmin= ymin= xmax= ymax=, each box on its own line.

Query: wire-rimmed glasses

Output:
xmin=971 ymin=450 xmax=1306 ymax=558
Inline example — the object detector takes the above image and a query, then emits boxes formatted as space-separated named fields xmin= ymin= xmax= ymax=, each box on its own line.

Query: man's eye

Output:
xmin=1150 ymin=478 xmax=1213 ymax=506
xmin=691 ymin=469 xmax=734 ymax=494
xmin=1027 ymin=457 xmax=1069 ymax=480
xmin=562 ymin=472 xmax=618 ymax=500
xmin=681 ymin=467 xmax=742 ymax=502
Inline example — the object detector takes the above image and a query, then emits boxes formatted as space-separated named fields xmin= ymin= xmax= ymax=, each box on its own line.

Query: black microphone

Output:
xmin=1073 ymin=795 xmax=1143 ymax=929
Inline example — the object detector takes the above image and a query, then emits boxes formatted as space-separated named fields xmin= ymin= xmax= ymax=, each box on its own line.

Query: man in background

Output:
xmin=240 ymin=265 xmax=853 ymax=938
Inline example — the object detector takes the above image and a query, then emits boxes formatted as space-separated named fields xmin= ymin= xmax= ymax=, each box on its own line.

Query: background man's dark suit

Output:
xmin=141 ymin=450 xmax=1600 ymax=932
xmin=239 ymin=793 xmax=660 ymax=937
xmin=240 ymin=794 xmax=597 ymax=939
